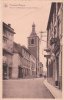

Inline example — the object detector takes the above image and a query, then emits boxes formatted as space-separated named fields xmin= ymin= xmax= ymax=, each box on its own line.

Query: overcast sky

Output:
xmin=3 ymin=0 xmax=52 ymax=71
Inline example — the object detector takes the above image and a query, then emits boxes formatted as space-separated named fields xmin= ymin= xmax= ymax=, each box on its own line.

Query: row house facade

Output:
xmin=3 ymin=22 xmax=16 ymax=79
xmin=44 ymin=3 xmax=63 ymax=90
xmin=21 ymin=46 xmax=31 ymax=78
xmin=12 ymin=42 xmax=36 ymax=79
xmin=12 ymin=42 xmax=23 ymax=78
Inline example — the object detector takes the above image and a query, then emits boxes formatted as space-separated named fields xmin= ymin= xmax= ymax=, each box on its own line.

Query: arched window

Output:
xmin=31 ymin=39 xmax=34 ymax=44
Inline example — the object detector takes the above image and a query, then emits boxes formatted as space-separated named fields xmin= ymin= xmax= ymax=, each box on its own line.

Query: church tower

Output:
xmin=28 ymin=23 xmax=39 ymax=76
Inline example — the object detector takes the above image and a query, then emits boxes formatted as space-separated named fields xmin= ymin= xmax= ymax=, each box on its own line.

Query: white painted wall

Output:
xmin=12 ymin=53 xmax=20 ymax=78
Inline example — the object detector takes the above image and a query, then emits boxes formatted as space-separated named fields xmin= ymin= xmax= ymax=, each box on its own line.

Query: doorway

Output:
xmin=3 ymin=63 xmax=8 ymax=79
xmin=18 ymin=66 xmax=23 ymax=78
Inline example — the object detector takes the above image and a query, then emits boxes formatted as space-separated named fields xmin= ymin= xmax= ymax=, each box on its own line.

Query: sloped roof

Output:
xmin=21 ymin=45 xmax=31 ymax=55
xmin=3 ymin=22 xmax=16 ymax=34
xmin=13 ymin=42 xmax=22 ymax=56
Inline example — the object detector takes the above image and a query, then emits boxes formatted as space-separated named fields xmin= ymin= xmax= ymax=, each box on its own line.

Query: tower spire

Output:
xmin=32 ymin=22 xmax=35 ymax=33
xmin=30 ymin=22 xmax=37 ymax=36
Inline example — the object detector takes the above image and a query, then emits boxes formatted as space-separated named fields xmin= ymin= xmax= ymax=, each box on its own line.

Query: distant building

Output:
xmin=44 ymin=3 xmax=63 ymax=90
xmin=28 ymin=23 xmax=40 ymax=76
xmin=12 ymin=42 xmax=36 ymax=79
xmin=30 ymin=54 xmax=36 ymax=77
xmin=38 ymin=62 xmax=43 ymax=77
xmin=3 ymin=22 xmax=16 ymax=79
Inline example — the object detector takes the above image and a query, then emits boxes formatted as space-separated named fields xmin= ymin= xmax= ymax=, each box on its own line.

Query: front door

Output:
xmin=3 ymin=63 xmax=8 ymax=79
xmin=9 ymin=67 xmax=12 ymax=79
xmin=18 ymin=66 xmax=23 ymax=78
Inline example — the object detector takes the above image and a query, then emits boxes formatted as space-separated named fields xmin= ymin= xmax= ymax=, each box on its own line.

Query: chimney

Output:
xmin=8 ymin=24 xmax=11 ymax=27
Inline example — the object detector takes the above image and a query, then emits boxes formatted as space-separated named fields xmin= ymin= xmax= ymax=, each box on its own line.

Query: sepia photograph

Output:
xmin=2 ymin=0 xmax=63 ymax=99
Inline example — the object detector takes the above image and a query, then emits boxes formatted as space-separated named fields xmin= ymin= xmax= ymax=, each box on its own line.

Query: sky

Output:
xmin=3 ymin=0 xmax=52 ymax=71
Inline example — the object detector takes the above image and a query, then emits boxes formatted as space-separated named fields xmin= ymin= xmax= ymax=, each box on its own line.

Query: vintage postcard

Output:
xmin=0 ymin=0 xmax=64 ymax=99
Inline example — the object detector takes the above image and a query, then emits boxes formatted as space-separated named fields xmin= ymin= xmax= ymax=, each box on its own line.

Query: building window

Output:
xmin=3 ymin=38 xmax=7 ymax=43
xmin=54 ymin=26 xmax=56 ymax=37
xmin=31 ymin=39 xmax=34 ymax=44
xmin=57 ymin=3 xmax=61 ymax=12
xmin=54 ymin=7 xmax=56 ymax=23
xmin=57 ymin=18 xmax=60 ymax=37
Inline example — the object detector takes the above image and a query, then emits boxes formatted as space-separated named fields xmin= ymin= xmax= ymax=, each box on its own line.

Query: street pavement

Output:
xmin=3 ymin=78 xmax=54 ymax=98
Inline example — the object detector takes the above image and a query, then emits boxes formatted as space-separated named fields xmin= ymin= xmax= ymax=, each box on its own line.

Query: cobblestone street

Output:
xmin=3 ymin=78 xmax=54 ymax=98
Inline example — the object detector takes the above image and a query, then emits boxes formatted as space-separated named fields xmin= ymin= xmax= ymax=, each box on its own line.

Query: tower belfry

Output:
xmin=28 ymin=23 xmax=39 ymax=76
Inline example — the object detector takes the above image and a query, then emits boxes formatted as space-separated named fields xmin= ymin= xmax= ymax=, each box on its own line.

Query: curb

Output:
xmin=43 ymin=79 xmax=62 ymax=98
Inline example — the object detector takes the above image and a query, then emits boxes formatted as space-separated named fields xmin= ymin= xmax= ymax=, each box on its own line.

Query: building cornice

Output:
xmin=3 ymin=22 xmax=16 ymax=34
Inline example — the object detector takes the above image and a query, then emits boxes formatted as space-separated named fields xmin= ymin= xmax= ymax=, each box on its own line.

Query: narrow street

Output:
xmin=3 ymin=78 xmax=54 ymax=98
